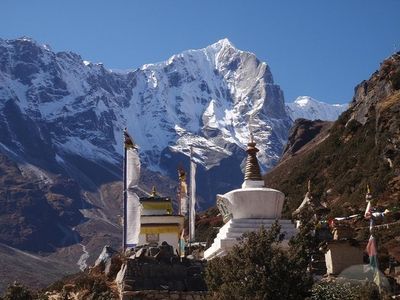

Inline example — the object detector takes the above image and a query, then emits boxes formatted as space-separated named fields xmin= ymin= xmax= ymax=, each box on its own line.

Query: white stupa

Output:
xmin=204 ymin=134 xmax=297 ymax=260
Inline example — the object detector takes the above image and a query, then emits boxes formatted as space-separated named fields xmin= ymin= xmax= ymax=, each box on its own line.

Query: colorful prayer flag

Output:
xmin=366 ymin=234 xmax=382 ymax=291
xmin=179 ymin=229 xmax=186 ymax=258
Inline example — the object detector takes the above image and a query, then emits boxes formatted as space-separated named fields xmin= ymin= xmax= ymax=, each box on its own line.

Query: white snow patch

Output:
xmin=286 ymin=96 xmax=348 ymax=121
xmin=57 ymin=137 xmax=119 ymax=165
xmin=77 ymin=243 xmax=90 ymax=271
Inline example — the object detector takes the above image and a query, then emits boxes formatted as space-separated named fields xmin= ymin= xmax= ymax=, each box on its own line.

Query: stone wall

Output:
xmin=116 ymin=255 xmax=208 ymax=299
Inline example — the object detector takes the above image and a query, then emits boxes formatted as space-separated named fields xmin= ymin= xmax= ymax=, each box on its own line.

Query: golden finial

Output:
xmin=249 ymin=114 xmax=255 ymax=144
xmin=124 ymin=128 xmax=136 ymax=149
xmin=366 ymin=183 xmax=372 ymax=201
xmin=178 ymin=167 xmax=186 ymax=181
xmin=151 ymin=186 xmax=158 ymax=197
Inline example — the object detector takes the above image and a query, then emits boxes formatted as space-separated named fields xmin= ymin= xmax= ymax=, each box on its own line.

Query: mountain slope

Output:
xmin=265 ymin=52 xmax=400 ymax=217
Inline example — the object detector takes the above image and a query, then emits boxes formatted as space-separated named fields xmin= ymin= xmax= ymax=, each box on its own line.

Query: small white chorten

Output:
xmin=204 ymin=134 xmax=297 ymax=260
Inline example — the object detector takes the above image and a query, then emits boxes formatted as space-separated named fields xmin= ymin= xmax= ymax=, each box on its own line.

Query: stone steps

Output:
xmin=311 ymin=253 xmax=327 ymax=276
xmin=204 ymin=218 xmax=297 ymax=260
xmin=230 ymin=219 xmax=293 ymax=225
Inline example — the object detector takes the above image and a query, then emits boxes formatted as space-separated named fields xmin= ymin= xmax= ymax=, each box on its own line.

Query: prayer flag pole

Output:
xmin=189 ymin=146 xmax=196 ymax=245
xmin=123 ymin=130 xmax=128 ymax=250
xmin=364 ymin=184 xmax=382 ymax=293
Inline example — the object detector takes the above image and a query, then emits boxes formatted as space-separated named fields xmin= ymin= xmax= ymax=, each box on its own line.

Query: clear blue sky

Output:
xmin=1 ymin=0 xmax=399 ymax=104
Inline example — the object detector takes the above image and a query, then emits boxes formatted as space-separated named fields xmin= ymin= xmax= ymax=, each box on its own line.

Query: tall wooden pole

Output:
xmin=123 ymin=145 xmax=127 ymax=251
xmin=189 ymin=146 xmax=192 ymax=247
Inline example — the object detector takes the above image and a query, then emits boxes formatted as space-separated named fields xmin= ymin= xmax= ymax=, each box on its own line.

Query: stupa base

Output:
xmin=204 ymin=218 xmax=297 ymax=260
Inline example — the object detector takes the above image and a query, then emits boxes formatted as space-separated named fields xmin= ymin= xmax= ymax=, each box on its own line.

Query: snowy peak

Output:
xmin=121 ymin=38 xmax=289 ymax=170
xmin=286 ymin=96 xmax=348 ymax=121
xmin=204 ymin=38 xmax=237 ymax=54
xmin=0 ymin=36 xmax=292 ymax=207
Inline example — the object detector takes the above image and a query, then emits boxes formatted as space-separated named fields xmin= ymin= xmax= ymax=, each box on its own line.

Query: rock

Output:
xmin=170 ymin=293 xmax=180 ymax=299
xmin=134 ymin=247 xmax=147 ymax=259
xmin=95 ymin=245 xmax=117 ymax=268
xmin=115 ymin=263 xmax=127 ymax=286
xmin=149 ymin=246 xmax=160 ymax=256
xmin=155 ymin=242 xmax=174 ymax=261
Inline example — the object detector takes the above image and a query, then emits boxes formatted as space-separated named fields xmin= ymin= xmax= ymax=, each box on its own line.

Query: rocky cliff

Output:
xmin=265 ymin=52 xmax=400 ymax=217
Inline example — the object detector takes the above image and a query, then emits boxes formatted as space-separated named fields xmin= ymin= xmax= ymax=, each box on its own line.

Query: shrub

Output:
xmin=390 ymin=70 xmax=400 ymax=90
xmin=2 ymin=282 xmax=33 ymax=300
xmin=205 ymin=222 xmax=313 ymax=300
xmin=310 ymin=280 xmax=385 ymax=300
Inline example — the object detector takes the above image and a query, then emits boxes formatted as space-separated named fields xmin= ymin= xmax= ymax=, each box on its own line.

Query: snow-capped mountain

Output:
xmin=119 ymin=38 xmax=291 ymax=171
xmin=0 ymin=37 xmax=348 ymax=208
xmin=0 ymin=36 xmax=353 ymax=289
xmin=286 ymin=96 xmax=347 ymax=121
xmin=0 ymin=37 xmax=292 ymax=207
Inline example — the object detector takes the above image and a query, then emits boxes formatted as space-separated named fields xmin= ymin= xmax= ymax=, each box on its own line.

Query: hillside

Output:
xmin=265 ymin=52 xmax=400 ymax=217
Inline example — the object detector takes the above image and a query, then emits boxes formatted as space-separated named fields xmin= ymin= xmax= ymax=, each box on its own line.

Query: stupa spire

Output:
xmin=151 ymin=186 xmax=158 ymax=197
xmin=242 ymin=117 xmax=264 ymax=188
xmin=244 ymin=138 xmax=263 ymax=181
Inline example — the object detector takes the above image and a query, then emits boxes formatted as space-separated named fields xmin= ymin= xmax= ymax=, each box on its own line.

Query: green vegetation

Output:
xmin=195 ymin=206 xmax=223 ymax=245
xmin=270 ymin=104 xmax=397 ymax=219
xmin=390 ymin=70 xmax=400 ymax=90
xmin=0 ymin=282 xmax=48 ymax=300
xmin=310 ymin=281 xmax=386 ymax=300
xmin=45 ymin=272 xmax=117 ymax=300
xmin=205 ymin=222 xmax=313 ymax=300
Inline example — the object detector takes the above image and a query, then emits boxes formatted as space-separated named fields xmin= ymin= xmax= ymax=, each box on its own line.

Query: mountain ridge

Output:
xmin=286 ymin=96 xmax=347 ymax=122
xmin=0 ymin=36 xmax=350 ymax=291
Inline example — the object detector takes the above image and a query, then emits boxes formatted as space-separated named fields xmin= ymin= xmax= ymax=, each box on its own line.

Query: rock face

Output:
xmin=265 ymin=52 xmax=400 ymax=217
xmin=0 ymin=153 xmax=83 ymax=251
xmin=280 ymin=119 xmax=333 ymax=162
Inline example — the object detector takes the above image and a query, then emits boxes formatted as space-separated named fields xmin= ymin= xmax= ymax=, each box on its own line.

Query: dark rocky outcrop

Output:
xmin=280 ymin=118 xmax=332 ymax=162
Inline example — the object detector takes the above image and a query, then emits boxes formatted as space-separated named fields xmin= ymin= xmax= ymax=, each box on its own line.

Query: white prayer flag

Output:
xmin=124 ymin=129 xmax=141 ymax=248
xmin=126 ymin=189 xmax=141 ymax=247
xmin=126 ymin=146 xmax=140 ymax=188
xmin=178 ymin=168 xmax=188 ymax=216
